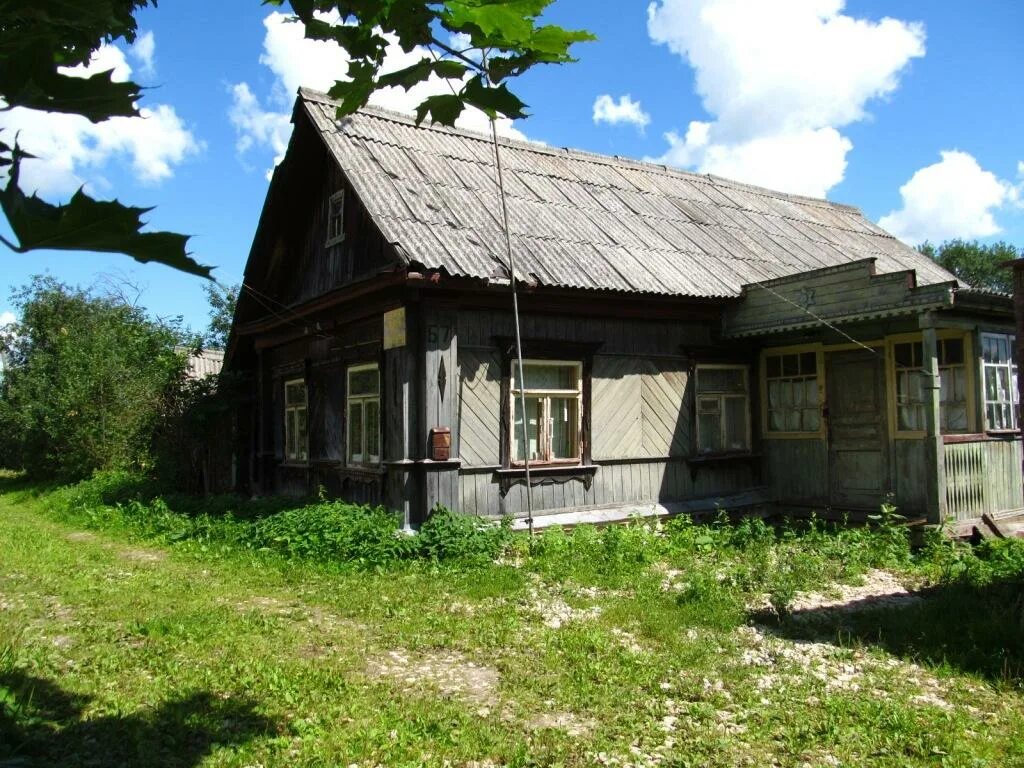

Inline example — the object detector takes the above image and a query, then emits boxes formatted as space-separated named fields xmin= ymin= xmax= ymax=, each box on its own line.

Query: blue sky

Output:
xmin=1 ymin=0 xmax=1021 ymax=334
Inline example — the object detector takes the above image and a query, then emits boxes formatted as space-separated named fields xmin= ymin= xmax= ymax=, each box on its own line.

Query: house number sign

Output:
xmin=383 ymin=307 xmax=406 ymax=350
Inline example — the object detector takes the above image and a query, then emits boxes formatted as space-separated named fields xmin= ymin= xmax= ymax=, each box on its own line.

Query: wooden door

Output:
xmin=826 ymin=350 xmax=889 ymax=509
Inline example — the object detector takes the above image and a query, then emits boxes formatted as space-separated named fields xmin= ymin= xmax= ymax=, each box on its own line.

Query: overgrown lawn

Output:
xmin=1 ymin=474 xmax=1022 ymax=767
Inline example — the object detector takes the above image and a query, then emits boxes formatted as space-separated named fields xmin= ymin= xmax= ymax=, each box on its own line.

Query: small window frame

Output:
xmin=283 ymin=378 xmax=308 ymax=464
xmin=325 ymin=189 xmax=346 ymax=248
xmin=509 ymin=359 xmax=583 ymax=466
xmin=346 ymin=362 xmax=381 ymax=466
xmin=695 ymin=363 xmax=751 ymax=455
xmin=761 ymin=347 xmax=824 ymax=438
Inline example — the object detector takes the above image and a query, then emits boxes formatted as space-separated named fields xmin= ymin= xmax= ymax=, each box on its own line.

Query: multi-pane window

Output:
xmin=765 ymin=351 xmax=820 ymax=433
xmin=893 ymin=338 xmax=967 ymax=432
xmin=511 ymin=361 xmax=582 ymax=463
xmin=284 ymin=379 xmax=308 ymax=462
xmin=982 ymin=333 xmax=1018 ymax=430
xmin=325 ymin=190 xmax=345 ymax=246
xmin=696 ymin=365 xmax=749 ymax=453
xmin=347 ymin=364 xmax=380 ymax=465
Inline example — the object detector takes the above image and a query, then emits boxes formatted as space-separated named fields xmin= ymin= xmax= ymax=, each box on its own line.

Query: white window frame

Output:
xmin=325 ymin=189 xmax=345 ymax=247
xmin=763 ymin=350 xmax=822 ymax=436
xmin=283 ymin=378 xmax=308 ymax=463
xmin=695 ymin=364 xmax=750 ymax=454
xmin=981 ymin=332 xmax=1018 ymax=431
xmin=510 ymin=359 xmax=583 ymax=465
xmin=347 ymin=363 xmax=380 ymax=466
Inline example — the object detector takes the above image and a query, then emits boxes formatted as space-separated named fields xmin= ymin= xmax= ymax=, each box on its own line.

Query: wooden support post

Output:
xmin=1011 ymin=262 xmax=1024 ymax=506
xmin=922 ymin=318 xmax=948 ymax=523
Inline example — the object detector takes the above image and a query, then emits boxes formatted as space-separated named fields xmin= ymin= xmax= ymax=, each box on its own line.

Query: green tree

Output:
xmin=919 ymin=240 xmax=1020 ymax=294
xmin=0 ymin=1 xmax=590 ymax=276
xmin=203 ymin=283 xmax=239 ymax=349
xmin=0 ymin=276 xmax=191 ymax=479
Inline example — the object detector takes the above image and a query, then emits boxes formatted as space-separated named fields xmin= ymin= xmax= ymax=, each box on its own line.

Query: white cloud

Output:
xmin=0 ymin=40 xmax=200 ymax=198
xmin=593 ymin=94 xmax=651 ymax=131
xmin=0 ymin=311 xmax=14 ymax=328
xmin=230 ymin=12 xmax=527 ymax=175
xmin=647 ymin=0 xmax=925 ymax=197
xmin=130 ymin=31 xmax=156 ymax=78
xmin=228 ymin=83 xmax=292 ymax=179
xmin=879 ymin=151 xmax=1020 ymax=244
xmin=59 ymin=43 xmax=133 ymax=82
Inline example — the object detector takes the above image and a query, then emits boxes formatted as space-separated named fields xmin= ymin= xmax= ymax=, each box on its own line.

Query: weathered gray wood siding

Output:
xmin=458 ymin=349 xmax=501 ymax=466
xmin=591 ymin=357 xmax=690 ymax=459
xmin=763 ymin=440 xmax=828 ymax=506
xmin=724 ymin=260 xmax=954 ymax=338
xmin=945 ymin=437 xmax=1024 ymax=520
xmin=454 ymin=309 xmax=757 ymax=518
xmin=892 ymin=440 xmax=927 ymax=513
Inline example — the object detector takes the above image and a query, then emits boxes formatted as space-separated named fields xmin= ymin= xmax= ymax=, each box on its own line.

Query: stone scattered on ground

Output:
xmin=365 ymin=648 xmax=500 ymax=709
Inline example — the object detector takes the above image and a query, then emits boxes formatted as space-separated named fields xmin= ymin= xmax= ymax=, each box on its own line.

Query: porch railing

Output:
xmin=944 ymin=438 xmax=1024 ymax=521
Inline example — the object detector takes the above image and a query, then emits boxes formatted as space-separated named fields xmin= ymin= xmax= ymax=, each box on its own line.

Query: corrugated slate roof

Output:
xmin=301 ymin=88 xmax=956 ymax=299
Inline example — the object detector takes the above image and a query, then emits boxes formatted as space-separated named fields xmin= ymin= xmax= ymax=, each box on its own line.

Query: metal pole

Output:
xmin=488 ymin=117 xmax=534 ymax=537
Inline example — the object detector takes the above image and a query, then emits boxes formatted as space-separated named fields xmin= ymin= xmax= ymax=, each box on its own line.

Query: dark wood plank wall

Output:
xmin=265 ymin=316 xmax=386 ymax=501
xmin=893 ymin=440 xmax=927 ymax=512
xmin=762 ymin=440 xmax=828 ymax=506
xmin=253 ymin=115 xmax=398 ymax=313
xmin=453 ymin=308 xmax=757 ymax=517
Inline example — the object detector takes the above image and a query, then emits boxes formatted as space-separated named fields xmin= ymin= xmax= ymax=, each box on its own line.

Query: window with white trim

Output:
xmin=347 ymin=364 xmax=380 ymax=465
xmin=982 ymin=333 xmax=1018 ymax=430
xmin=511 ymin=360 xmax=582 ymax=463
xmin=765 ymin=351 xmax=820 ymax=433
xmin=696 ymin=365 xmax=749 ymax=453
xmin=893 ymin=339 xmax=968 ymax=432
xmin=284 ymin=379 xmax=308 ymax=462
xmin=325 ymin=190 xmax=345 ymax=247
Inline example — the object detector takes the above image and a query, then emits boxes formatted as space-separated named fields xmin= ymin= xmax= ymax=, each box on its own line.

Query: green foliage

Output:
xmin=274 ymin=0 xmax=594 ymax=126
xmin=0 ymin=276 xmax=191 ymax=480
xmin=417 ymin=505 xmax=511 ymax=564
xmin=203 ymin=282 xmax=239 ymax=349
xmin=919 ymin=239 xmax=1019 ymax=293
xmin=0 ymin=145 xmax=208 ymax=278
xmin=0 ymin=0 xmax=149 ymax=121
xmin=251 ymin=500 xmax=417 ymax=567
xmin=0 ymin=4 xmax=210 ymax=277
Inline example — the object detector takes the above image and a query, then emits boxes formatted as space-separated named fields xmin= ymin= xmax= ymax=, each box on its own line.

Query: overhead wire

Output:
xmin=425 ymin=42 xmax=535 ymax=534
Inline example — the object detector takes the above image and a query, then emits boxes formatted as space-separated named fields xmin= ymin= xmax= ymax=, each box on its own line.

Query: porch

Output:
xmin=725 ymin=259 xmax=1022 ymax=524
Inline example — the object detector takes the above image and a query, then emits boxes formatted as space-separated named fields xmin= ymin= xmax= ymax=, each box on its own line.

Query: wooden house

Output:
xmin=225 ymin=89 xmax=1022 ymax=527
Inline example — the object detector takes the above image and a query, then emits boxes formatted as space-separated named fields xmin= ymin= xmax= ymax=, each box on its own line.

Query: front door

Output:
xmin=826 ymin=349 xmax=889 ymax=509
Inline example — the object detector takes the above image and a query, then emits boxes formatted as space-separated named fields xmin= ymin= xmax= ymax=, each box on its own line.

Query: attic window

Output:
xmin=325 ymin=189 xmax=345 ymax=247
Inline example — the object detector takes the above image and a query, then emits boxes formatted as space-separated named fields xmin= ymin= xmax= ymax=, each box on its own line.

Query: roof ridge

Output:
xmin=298 ymin=87 xmax=865 ymax=217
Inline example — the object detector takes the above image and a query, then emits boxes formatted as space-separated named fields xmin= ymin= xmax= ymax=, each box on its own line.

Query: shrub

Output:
xmin=417 ymin=505 xmax=512 ymax=564
xmin=0 ymin=277 xmax=191 ymax=481
xmin=250 ymin=500 xmax=416 ymax=567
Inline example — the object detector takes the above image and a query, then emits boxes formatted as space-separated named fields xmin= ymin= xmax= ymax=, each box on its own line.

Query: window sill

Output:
xmin=498 ymin=463 xmax=596 ymax=478
xmin=280 ymin=461 xmax=310 ymax=469
xmin=496 ymin=464 xmax=597 ymax=495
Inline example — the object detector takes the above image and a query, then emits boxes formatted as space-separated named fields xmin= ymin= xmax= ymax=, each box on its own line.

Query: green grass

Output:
xmin=1 ymin=474 xmax=1023 ymax=767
